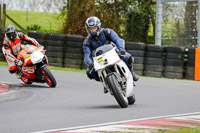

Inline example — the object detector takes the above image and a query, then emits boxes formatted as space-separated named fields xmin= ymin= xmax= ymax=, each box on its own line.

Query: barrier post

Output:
xmin=195 ymin=48 xmax=200 ymax=80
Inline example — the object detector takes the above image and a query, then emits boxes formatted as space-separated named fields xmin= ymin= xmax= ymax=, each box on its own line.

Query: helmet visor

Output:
xmin=6 ymin=32 xmax=16 ymax=41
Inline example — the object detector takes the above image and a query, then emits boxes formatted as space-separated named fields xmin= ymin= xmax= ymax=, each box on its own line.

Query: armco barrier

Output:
xmin=26 ymin=32 xmax=197 ymax=80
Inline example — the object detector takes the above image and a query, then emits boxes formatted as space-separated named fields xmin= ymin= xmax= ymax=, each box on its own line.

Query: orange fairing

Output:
xmin=17 ymin=45 xmax=41 ymax=66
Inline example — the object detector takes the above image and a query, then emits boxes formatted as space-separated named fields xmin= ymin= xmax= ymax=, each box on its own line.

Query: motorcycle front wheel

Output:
xmin=41 ymin=65 xmax=57 ymax=87
xmin=128 ymin=94 xmax=136 ymax=105
xmin=106 ymin=74 xmax=128 ymax=108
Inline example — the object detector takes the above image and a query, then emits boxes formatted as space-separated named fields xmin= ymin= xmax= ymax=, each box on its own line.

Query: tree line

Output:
xmin=59 ymin=0 xmax=156 ymax=44
xmin=59 ymin=0 xmax=197 ymax=45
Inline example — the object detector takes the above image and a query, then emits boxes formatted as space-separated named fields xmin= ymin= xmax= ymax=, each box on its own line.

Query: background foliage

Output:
xmin=61 ymin=0 xmax=156 ymax=43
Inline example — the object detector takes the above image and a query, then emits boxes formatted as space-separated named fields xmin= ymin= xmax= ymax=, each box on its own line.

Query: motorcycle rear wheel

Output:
xmin=41 ymin=66 xmax=57 ymax=87
xmin=107 ymin=74 xmax=128 ymax=108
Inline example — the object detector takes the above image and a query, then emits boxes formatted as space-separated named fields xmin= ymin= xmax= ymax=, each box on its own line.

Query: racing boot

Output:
xmin=21 ymin=75 xmax=29 ymax=83
xmin=130 ymin=70 xmax=139 ymax=81
xmin=129 ymin=56 xmax=139 ymax=81
xmin=104 ymin=87 xmax=108 ymax=93
xmin=15 ymin=69 xmax=22 ymax=79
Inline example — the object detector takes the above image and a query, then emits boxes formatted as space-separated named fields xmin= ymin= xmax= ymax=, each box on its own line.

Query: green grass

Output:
xmin=0 ymin=61 xmax=85 ymax=72
xmin=49 ymin=66 xmax=85 ymax=73
xmin=6 ymin=10 xmax=63 ymax=33
xmin=0 ymin=61 xmax=8 ymax=66
xmin=158 ymin=127 xmax=200 ymax=133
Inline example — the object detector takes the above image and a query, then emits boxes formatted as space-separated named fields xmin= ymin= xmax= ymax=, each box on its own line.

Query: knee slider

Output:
xmin=9 ymin=66 xmax=17 ymax=74
xmin=128 ymin=56 xmax=134 ymax=64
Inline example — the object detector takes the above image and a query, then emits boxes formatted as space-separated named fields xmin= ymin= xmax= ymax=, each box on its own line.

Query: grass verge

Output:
xmin=6 ymin=10 xmax=63 ymax=33
xmin=158 ymin=127 xmax=200 ymax=133
xmin=0 ymin=61 xmax=85 ymax=72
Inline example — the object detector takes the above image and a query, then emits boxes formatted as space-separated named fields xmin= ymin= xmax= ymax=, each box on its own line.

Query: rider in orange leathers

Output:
xmin=2 ymin=25 xmax=42 ymax=78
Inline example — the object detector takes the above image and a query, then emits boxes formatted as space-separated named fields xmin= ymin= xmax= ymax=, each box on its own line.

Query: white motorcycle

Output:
xmin=93 ymin=44 xmax=136 ymax=108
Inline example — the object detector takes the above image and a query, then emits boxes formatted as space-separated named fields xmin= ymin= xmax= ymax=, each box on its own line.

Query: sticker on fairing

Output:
xmin=98 ymin=57 xmax=103 ymax=63
xmin=28 ymin=56 xmax=32 ymax=59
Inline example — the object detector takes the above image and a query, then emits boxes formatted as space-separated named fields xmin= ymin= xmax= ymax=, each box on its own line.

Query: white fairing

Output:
xmin=30 ymin=50 xmax=44 ymax=64
xmin=93 ymin=47 xmax=134 ymax=97
xmin=24 ymin=50 xmax=44 ymax=65
xmin=94 ymin=48 xmax=120 ymax=70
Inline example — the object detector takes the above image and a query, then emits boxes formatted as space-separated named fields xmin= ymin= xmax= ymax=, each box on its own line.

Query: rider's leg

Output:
xmin=120 ymin=53 xmax=139 ymax=81
xmin=3 ymin=51 xmax=21 ymax=78
xmin=86 ymin=68 xmax=100 ymax=81
xmin=86 ymin=68 xmax=108 ymax=93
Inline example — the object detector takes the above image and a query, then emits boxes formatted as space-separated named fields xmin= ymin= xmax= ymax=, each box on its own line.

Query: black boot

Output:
xmin=128 ymin=57 xmax=139 ymax=81
xmin=104 ymin=87 xmax=108 ymax=93
xmin=131 ymin=70 xmax=139 ymax=81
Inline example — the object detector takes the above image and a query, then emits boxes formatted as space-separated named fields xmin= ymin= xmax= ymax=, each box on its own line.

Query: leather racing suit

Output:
xmin=2 ymin=32 xmax=39 ymax=73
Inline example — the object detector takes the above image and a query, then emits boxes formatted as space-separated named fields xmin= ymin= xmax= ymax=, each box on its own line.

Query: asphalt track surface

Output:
xmin=0 ymin=66 xmax=200 ymax=133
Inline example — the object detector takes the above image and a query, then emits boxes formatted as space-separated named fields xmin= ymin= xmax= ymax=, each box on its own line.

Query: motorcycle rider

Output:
xmin=83 ymin=16 xmax=139 ymax=93
xmin=2 ymin=24 xmax=43 ymax=81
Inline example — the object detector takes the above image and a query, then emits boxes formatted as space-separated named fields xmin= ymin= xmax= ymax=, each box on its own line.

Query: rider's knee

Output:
xmin=9 ymin=66 xmax=17 ymax=74
xmin=86 ymin=68 xmax=100 ymax=81
xmin=128 ymin=56 xmax=134 ymax=64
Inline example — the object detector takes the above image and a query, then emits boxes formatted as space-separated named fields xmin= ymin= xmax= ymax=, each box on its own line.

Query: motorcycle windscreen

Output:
xmin=94 ymin=48 xmax=120 ymax=70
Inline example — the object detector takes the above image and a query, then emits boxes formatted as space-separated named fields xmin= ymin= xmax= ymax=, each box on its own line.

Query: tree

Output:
xmin=126 ymin=0 xmax=155 ymax=43
xmin=61 ymin=0 xmax=95 ymax=36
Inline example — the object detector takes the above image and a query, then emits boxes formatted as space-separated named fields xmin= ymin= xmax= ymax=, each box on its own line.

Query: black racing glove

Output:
xmin=119 ymin=49 xmax=126 ymax=56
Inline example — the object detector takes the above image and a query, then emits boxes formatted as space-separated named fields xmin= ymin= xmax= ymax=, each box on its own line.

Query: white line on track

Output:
xmin=31 ymin=112 xmax=200 ymax=133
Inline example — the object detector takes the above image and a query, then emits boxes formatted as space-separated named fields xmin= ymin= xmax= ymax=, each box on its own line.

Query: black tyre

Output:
xmin=28 ymin=32 xmax=45 ymax=39
xmin=144 ymin=58 xmax=163 ymax=65
xmin=163 ymin=72 xmax=183 ymax=79
xmin=65 ymin=35 xmax=84 ymax=42
xmin=165 ymin=53 xmax=184 ymax=60
xmin=125 ymin=42 xmax=145 ymax=50
xmin=128 ymin=95 xmax=136 ymax=105
xmin=145 ymin=44 xmax=164 ymax=52
xmin=106 ymin=74 xmax=128 ymax=108
xmin=164 ymin=59 xmax=184 ymax=66
xmin=145 ymin=52 xmax=163 ymax=58
xmin=165 ymin=46 xmax=184 ymax=53
xmin=64 ymin=41 xmax=83 ymax=48
xmin=63 ymin=64 xmax=81 ymax=69
xmin=164 ymin=66 xmax=183 ymax=73
xmin=143 ymin=71 xmax=163 ymax=78
xmin=133 ymin=64 xmax=144 ymax=70
xmin=41 ymin=66 xmax=57 ymax=87
xmin=45 ymin=33 xmax=65 ymax=41
xmin=144 ymin=65 xmax=163 ymax=72
xmin=127 ymin=50 xmax=145 ymax=57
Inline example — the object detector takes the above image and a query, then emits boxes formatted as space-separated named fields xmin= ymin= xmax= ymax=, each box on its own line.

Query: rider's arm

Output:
xmin=106 ymin=28 xmax=125 ymax=50
xmin=18 ymin=32 xmax=39 ymax=46
xmin=2 ymin=41 xmax=17 ymax=62
xmin=83 ymin=38 xmax=93 ymax=66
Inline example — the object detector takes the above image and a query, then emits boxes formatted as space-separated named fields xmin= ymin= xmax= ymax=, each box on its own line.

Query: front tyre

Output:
xmin=128 ymin=94 xmax=136 ymax=105
xmin=41 ymin=65 xmax=57 ymax=87
xmin=107 ymin=74 xmax=128 ymax=108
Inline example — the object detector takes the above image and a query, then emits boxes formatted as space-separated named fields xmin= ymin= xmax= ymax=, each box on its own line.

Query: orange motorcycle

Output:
xmin=17 ymin=44 xmax=57 ymax=87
